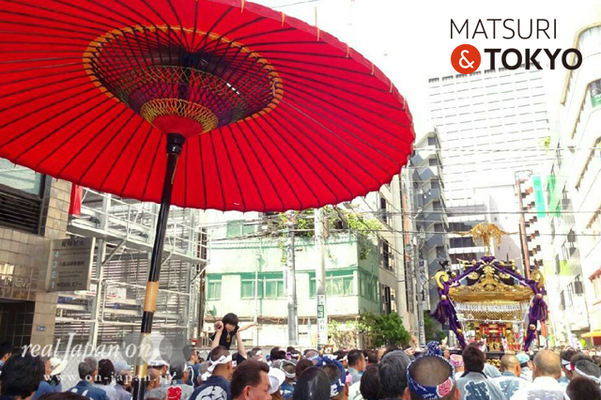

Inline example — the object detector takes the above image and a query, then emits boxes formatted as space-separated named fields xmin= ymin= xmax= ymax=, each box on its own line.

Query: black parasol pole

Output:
xmin=133 ymin=133 xmax=185 ymax=400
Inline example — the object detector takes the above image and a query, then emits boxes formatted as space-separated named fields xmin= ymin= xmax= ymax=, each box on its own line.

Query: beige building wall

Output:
xmin=0 ymin=178 xmax=71 ymax=349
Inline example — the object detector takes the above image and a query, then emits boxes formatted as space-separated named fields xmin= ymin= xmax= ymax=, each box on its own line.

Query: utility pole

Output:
xmin=515 ymin=172 xmax=531 ymax=280
xmin=255 ymin=245 xmax=260 ymax=347
xmin=394 ymin=175 xmax=410 ymax=327
xmin=314 ymin=208 xmax=328 ymax=349
xmin=286 ymin=211 xmax=298 ymax=346
xmin=415 ymin=240 xmax=426 ymax=346
xmin=405 ymin=168 xmax=420 ymax=342
xmin=416 ymin=284 xmax=425 ymax=345
xmin=415 ymin=242 xmax=428 ymax=345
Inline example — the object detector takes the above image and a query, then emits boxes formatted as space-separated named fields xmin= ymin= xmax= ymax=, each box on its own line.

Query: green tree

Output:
xmin=359 ymin=312 xmax=411 ymax=348
xmin=273 ymin=206 xmax=382 ymax=263
xmin=423 ymin=311 xmax=446 ymax=342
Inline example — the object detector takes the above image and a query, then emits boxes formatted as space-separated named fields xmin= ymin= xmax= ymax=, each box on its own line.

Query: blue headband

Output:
xmin=315 ymin=357 xmax=346 ymax=398
xmin=426 ymin=341 xmax=442 ymax=357
xmin=407 ymin=355 xmax=455 ymax=400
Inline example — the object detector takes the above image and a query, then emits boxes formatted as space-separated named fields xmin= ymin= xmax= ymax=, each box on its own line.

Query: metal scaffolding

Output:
xmin=55 ymin=189 xmax=208 ymax=347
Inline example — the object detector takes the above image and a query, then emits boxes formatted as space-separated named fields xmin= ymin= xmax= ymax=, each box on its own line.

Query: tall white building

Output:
xmin=545 ymin=22 xmax=601 ymax=344
xmin=427 ymin=67 xmax=553 ymax=269
xmin=428 ymin=68 xmax=552 ymax=203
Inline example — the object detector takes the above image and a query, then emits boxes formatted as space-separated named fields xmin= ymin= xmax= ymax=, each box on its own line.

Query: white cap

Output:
xmin=268 ymin=368 xmax=286 ymax=395
xmin=49 ymin=358 xmax=68 ymax=376
xmin=148 ymin=355 xmax=169 ymax=368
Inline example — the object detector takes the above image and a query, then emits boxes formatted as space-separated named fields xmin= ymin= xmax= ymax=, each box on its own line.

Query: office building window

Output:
xmin=381 ymin=240 xmax=392 ymax=271
xmin=574 ymin=275 xmax=584 ymax=295
xmin=381 ymin=285 xmax=392 ymax=314
xmin=0 ymin=159 xmax=44 ymax=195
xmin=450 ymin=237 xmax=475 ymax=248
xmin=0 ymin=158 xmax=48 ymax=234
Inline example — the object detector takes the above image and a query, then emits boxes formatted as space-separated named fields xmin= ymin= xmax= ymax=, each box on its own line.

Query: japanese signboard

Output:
xmin=0 ymin=267 xmax=35 ymax=301
xmin=47 ymin=237 xmax=95 ymax=292
xmin=317 ymin=294 xmax=328 ymax=347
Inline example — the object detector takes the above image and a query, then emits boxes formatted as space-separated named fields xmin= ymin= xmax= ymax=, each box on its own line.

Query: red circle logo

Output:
xmin=451 ymin=44 xmax=481 ymax=74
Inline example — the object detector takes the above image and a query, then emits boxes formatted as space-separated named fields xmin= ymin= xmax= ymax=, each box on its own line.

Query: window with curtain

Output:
xmin=207 ymin=279 xmax=222 ymax=300
xmin=310 ymin=273 xmax=355 ymax=298
xmin=241 ymin=278 xmax=264 ymax=299
xmin=264 ymin=279 xmax=284 ymax=299
xmin=240 ymin=279 xmax=255 ymax=299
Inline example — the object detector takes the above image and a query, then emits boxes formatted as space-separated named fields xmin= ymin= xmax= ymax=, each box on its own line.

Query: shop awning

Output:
xmin=581 ymin=331 xmax=601 ymax=338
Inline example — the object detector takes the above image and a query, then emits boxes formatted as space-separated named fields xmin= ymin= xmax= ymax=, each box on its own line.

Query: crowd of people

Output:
xmin=1 ymin=314 xmax=601 ymax=400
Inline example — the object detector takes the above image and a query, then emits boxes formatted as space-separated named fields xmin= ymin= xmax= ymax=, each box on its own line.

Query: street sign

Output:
xmin=74 ymin=283 xmax=97 ymax=297
xmin=317 ymin=294 xmax=328 ymax=346
xmin=106 ymin=285 xmax=127 ymax=300
xmin=47 ymin=237 xmax=95 ymax=292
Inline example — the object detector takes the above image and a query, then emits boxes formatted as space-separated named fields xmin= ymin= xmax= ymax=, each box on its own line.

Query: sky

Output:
xmin=252 ymin=0 xmax=601 ymax=138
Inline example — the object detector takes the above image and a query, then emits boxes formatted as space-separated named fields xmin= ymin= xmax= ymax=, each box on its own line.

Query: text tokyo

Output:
xmin=485 ymin=48 xmax=581 ymax=70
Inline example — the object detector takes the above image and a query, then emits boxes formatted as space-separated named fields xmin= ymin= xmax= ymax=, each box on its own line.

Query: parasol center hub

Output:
xmin=83 ymin=26 xmax=283 ymax=136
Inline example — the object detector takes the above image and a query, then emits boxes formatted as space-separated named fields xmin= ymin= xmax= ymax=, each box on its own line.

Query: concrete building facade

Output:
xmin=427 ymin=64 xmax=553 ymax=275
xmin=545 ymin=22 xmax=601 ymax=343
xmin=0 ymin=159 xmax=207 ymax=351
xmin=202 ymin=175 xmax=421 ymax=347
xmin=410 ymin=130 xmax=450 ymax=312
xmin=205 ymin=234 xmax=380 ymax=347
xmin=0 ymin=160 xmax=71 ymax=348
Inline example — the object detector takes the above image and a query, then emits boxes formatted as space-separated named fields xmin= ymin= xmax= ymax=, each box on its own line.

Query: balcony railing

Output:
xmin=69 ymin=189 xmax=206 ymax=263
xmin=422 ymin=188 xmax=443 ymax=208
xmin=426 ymin=234 xmax=445 ymax=249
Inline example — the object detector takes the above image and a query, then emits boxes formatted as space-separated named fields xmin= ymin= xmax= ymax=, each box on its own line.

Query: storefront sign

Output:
xmin=0 ymin=266 xmax=35 ymax=300
xmin=47 ymin=237 xmax=95 ymax=292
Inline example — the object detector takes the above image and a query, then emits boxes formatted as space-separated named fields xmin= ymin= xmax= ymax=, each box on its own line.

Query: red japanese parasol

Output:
xmin=0 ymin=0 xmax=414 ymax=394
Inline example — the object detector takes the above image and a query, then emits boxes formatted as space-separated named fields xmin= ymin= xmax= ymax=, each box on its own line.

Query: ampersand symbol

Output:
xmin=459 ymin=50 xmax=475 ymax=69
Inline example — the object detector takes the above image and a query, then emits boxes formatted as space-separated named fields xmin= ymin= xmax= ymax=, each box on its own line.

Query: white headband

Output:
xmin=201 ymin=355 xmax=232 ymax=381
xmin=279 ymin=361 xmax=296 ymax=380
xmin=575 ymin=366 xmax=601 ymax=385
